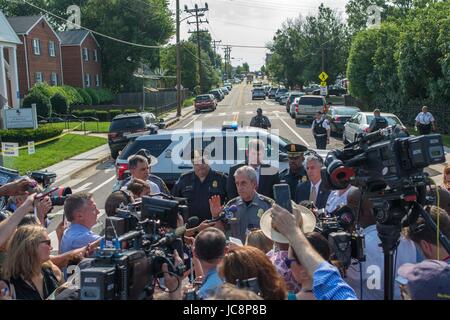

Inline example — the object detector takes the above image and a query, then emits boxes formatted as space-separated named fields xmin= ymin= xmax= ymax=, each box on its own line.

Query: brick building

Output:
xmin=58 ymin=30 xmax=102 ymax=88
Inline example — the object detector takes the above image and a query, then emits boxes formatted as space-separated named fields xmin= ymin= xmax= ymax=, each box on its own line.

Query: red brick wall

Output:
xmin=81 ymin=34 xmax=102 ymax=88
xmin=16 ymin=35 xmax=29 ymax=97
xmin=61 ymin=46 xmax=83 ymax=87
xmin=25 ymin=19 xmax=63 ymax=95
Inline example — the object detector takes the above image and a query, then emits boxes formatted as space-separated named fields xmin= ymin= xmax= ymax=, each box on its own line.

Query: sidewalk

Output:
xmin=45 ymin=105 xmax=195 ymax=185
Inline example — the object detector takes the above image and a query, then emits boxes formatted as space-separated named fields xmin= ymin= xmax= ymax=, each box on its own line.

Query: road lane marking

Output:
xmin=183 ymin=114 xmax=200 ymax=128
xmin=273 ymin=111 xmax=310 ymax=147
xmin=219 ymin=112 xmax=227 ymax=116
xmin=73 ymin=182 xmax=93 ymax=193
xmin=89 ymin=175 xmax=116 ymax=194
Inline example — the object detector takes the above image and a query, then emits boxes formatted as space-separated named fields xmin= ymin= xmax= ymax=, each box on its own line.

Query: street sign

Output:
xmin=320 ymin=81 xmax=327 ymax=87
xmin=28 ymin=141 xmax=35 ymax=155
xmin=319 ymin=72 xmax=329 ymax=82
xmin=2 ymin=142 xmax=19 ymax=157
xmin=320 ymin=86 xmax=328 ymax=96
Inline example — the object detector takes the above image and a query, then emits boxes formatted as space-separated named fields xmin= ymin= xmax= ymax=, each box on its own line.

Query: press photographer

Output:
xmin=323 ymin=126 xmax=449 ymax=299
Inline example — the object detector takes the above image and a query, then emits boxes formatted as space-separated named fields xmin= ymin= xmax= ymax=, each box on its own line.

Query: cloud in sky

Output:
xmin=173 ymin=0 xmax=350 ymax=70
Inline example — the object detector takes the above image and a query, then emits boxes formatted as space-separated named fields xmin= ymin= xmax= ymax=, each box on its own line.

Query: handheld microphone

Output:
xmin=207 ymin=205 xmax=238 ymax=223
xmin=152 ymin=216 xmax=199 ymax=247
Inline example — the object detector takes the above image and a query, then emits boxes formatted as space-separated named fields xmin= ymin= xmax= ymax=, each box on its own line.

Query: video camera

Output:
xmin=323 ymin=126 xmax=448 ymax=299
xmin=315 ymin=206 xmax=365 ymax=269
xmin=80 ymin=194 xmax=194 ymax=300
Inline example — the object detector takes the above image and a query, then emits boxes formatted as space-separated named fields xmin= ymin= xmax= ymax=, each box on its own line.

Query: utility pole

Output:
xmin=185 ymin=3 xmax=209 ymax=94
xmin=176 ymin=0 xmax=181 ymax=117
xmin=223 ymin=45 xmax=232 ymax=80
xmin=211 ymin=39 xmax=221 ymax=68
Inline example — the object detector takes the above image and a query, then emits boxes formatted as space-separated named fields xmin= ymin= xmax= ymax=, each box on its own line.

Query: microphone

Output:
xmin=152 ymin=216 xmax=199 ymax=247
xmin=207 ymin=205 xmax=238 ymax=223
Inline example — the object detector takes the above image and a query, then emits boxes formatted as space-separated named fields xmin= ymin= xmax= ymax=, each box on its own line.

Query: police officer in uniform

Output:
xmin=279 ymin=143 xmax=308 ymax=197
xmin=367 ymin=108 xmax=388 ymax=133
xmin=250 ymin=108 xmax=271 ymax=129
xmin=212 ymin=165 xmax=273 ymax=243
xmin=415 ymin=106 xmax=436 ymax=135
xmin=171 ymin=150 xmax=227 ymax=222
xmin=311 ymin=111 xmax=330 ymax=150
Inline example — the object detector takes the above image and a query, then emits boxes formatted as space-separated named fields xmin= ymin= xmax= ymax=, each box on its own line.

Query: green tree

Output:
xmin=242 ymin=63 xmax=250 ymax=72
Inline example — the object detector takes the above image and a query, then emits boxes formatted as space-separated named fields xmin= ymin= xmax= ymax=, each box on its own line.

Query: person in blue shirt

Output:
xmin=59 ymin=192 xmax=101 ymax=254
xmin=269 ymin=203 xmax=357 ymax=300
xmin=193 ymin=227 xmax=226 ymax=299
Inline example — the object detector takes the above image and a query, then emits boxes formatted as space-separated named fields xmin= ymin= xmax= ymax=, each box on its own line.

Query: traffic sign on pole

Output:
xmin=320 ymin=86 xmax=328 ymax=96
xmin=319 ymin=72 xmax=329 ymax=82
xmin=320 ymin=81 xmax=327 ymax=87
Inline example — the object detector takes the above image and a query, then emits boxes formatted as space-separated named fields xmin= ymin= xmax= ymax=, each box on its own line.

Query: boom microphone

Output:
xmin=207 ymin=205 xmax=238 ymax=223
xmin=152 ymin=216 xmax=199 ymax=247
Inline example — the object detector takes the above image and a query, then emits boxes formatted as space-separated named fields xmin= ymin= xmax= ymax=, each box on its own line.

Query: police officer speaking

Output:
xmin=210 ymin=165 xmax=274 ymax=243
xmin=311 ymin=111 xmax=330 ymax=150
xmin=279 ymin=143 xmax=308 ymax=197
xmin=368 ymin=109 xmax=388 ymax=133
xmin=171 ymin=150 xmax=228 ymax=222
xmin=250 ymin=108 xmax=271 ymax=129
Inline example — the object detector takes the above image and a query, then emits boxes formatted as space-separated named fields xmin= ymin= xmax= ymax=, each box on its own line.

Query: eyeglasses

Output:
xmin=40 ymin=240 xmax=51 ymax=246
xmin=284 ymin=257 xmax=297 ymax=268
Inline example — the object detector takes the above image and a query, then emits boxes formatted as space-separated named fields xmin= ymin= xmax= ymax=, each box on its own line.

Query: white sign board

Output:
xmin=28 ymin=141 xmax=35 ymax=155
xmin=2 ymin=105 xmax=38 ymax=129
xmin=2 ymin=142 xmax=19 ymax=157
xmin=320 ymin=86 xmax=328 ymax=96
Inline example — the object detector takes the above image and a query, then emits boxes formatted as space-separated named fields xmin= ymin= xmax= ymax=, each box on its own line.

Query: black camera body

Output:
xmin=80 ymin=195 xmax=188 ymax=300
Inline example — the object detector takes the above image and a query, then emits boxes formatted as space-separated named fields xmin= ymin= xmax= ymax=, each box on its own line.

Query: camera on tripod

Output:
xmin=80 ymin=195 xmax=190 ymax=300
xmin=315 ymin=205 xmax=365 ymax=268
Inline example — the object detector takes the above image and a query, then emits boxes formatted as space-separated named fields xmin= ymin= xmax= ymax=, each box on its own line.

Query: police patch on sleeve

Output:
xmin=212 ymin=180 xmax=218 ymax=188
xmin=257 ymin=208 xmax=265 ymax=218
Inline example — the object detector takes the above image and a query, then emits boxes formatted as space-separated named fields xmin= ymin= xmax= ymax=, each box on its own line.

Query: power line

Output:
xmin=217 ymin=44 xmax=268 ymax=49
xmin=17 ymin=0 xmax=166 ymax=49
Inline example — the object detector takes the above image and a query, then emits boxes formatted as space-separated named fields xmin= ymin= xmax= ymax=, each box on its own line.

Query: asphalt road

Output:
xmin=62 ymin=83 xmax=344 ymax=212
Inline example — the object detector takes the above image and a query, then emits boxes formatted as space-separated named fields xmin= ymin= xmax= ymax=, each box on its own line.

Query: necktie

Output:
xmin=310 ymin=185 xmax=317 ymax=205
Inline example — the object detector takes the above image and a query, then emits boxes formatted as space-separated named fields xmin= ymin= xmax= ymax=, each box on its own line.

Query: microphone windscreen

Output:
xmin=227 ymin=205 xmax=238 ymax=213
xmin=187 ymin=216 xmax=200 ymax=228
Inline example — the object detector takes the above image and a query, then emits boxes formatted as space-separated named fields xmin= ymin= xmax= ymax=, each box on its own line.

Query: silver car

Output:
xmin=342 ymin=112 xmax=406 ymax=144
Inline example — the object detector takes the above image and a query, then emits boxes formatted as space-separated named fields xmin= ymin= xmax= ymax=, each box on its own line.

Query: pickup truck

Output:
xmin=293 ymin=95 xmax=327 ymax=124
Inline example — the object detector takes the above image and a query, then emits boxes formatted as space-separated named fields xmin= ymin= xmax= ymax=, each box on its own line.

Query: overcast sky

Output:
xmin=172 ymin=0 xmax=350 ymax=71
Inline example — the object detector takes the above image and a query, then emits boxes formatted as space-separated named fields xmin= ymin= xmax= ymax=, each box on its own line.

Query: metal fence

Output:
xmin=114 ymin=89 xmax=189 ymax=117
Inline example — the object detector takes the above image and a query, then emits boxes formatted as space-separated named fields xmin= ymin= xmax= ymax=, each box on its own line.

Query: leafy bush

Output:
xmin=95 ymin=88 xmax=116 ymax=104
xmin=22 ymin=90 xmax=52 ymax=117
xmin=96 ymin=111 xmax=109 ymax=121
xmin=0 ymin=127 xmax=63 ymax=146
xmin=85 ymin=88 xmax=100 ymax=105
xmin=76 ymin=88 xmax=92 ymax=106
xmin=50 ymin=93 xmax=68 ymax=114
xmin=29 ymin=82 xmax=52 ymax=98
xmin=124 ymin=108 xmax=137 ymax=114
xmin=62 ymin=86 xmax=84 ymax=106
xmin=109 ymin=109 xmax=122 ymax=119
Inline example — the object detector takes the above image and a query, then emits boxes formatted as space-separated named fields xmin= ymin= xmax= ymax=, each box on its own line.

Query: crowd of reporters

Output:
xmin=0 ymin=136 xmax=449 ymax=301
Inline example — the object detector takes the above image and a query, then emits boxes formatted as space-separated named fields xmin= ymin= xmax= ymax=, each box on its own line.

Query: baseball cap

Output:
xmin=396 ymin=260 xmax=450 ymax=300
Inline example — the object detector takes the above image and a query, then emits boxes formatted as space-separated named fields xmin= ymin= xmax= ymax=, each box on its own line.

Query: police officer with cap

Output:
xmin=311 ymin=111 xmax=330 ymax=150
xmin=279 ymin=144 xmax=308 ymax=197
xmin=250 ymin=108 xmax=271 ymax=129
xmin=171 ymin=150 xmax=228 ymax=222
xmin=368 ymin=109 xmax=388 ymax=133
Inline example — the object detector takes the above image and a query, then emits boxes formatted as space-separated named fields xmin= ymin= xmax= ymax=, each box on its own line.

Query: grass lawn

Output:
xmin=42 ymin=122 xmax=111 ymax=133
xmin=2 ymin=134 xmax=107 ymax=174
xmin=407 ymin=126 xmax=450 ymax=148
xmin=183 ymin=97 xmax=195 ymax=107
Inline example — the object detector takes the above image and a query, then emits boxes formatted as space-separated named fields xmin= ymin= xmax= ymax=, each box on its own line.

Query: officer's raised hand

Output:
xmin=209 ymin=195 xmax=223 ymax=218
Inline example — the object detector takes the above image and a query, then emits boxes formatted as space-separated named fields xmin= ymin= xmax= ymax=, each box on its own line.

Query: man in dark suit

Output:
xmin=227 ymin=138 xmax=280 ymax=199
xmin=295 ymin=152 xmax=330 ymax=210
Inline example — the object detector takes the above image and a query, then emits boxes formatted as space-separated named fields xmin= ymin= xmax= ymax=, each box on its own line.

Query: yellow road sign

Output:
xmin=319 ymin=72 xmax=329 ymax=82
xmin=320 ymin=81 xmax=327 ymax=87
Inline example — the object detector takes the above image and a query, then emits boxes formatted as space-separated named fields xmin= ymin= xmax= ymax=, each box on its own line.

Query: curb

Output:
xmin=165 ymin=106 xmax=196 ymax=128
xmin=54 ymin=151 xmax=111 ymax=187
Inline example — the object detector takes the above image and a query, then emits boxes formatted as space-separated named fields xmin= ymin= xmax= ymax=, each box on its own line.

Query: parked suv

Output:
xmin=252 ymin=87 xmax=266 ymax=100
xmin=108 ymin=112 xmax=159 ymax=159
xmin=114 ymin=126 xmax=329 ymax=189
xmin=195 ymin=94 xmax=217 ymax=113
xmin=293 ymin=95 xmax=327 ymax=124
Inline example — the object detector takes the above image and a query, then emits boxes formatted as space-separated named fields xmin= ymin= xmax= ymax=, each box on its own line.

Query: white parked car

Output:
xmin=342 ymin=112 xmax=407 ymax=144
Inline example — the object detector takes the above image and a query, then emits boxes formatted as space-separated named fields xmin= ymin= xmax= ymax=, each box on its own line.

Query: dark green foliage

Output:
xmin=22 ymin=90 xmax=52 ymax=118
xmin=50 ymin=93 xmax=69 ymax=114
xmin=0 ymin=127 xmax=63 ymax=146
